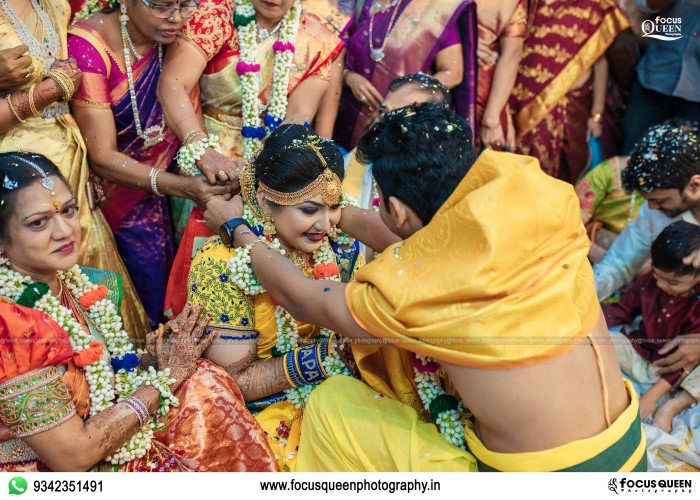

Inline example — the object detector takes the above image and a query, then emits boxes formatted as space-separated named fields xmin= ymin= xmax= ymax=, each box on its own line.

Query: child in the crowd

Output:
xmin=604 ymin=221 xmax=700 ymax=432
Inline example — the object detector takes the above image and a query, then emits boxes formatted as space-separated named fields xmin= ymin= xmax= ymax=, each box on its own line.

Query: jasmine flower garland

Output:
xmin=234 ymin=0 xmax=302 ymax=160
xmin=0 ymin=265 xmax=178 ymax=465
xmin=176 ymin=135 xmax=222 ymax=177
xmin=414 ymin=354 xmax=467 ymax=450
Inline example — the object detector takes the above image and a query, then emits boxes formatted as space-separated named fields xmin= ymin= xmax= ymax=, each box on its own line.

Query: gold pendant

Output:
xmin=142 ymin=125 xmax=165 ymax=148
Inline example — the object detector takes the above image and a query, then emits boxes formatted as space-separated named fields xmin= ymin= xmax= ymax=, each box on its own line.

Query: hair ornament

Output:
xmin=9 ymin=154 xmax=56 ymax=194
xmin=2 ymin=176 xmax=18 ymax=190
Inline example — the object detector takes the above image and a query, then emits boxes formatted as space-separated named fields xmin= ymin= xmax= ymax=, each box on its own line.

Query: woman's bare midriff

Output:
xmin=443 ymin=313 xmax=629 ymax=453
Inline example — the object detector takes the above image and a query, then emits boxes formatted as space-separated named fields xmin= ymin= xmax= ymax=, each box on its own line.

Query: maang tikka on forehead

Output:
xmin=11 ymin=154 xmax=56 ymax=195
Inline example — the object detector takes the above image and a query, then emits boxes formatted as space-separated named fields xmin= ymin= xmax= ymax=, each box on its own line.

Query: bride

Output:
xmin=188 ymin=124 xmax=364 ymax=471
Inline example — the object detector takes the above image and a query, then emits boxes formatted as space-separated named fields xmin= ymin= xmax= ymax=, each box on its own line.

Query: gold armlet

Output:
xmin=0 ymin=366 xmax=76 ymax=437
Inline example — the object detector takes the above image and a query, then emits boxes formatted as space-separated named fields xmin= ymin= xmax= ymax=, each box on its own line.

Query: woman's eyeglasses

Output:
xmin=140 ymin=0 xmax=199 ymax=20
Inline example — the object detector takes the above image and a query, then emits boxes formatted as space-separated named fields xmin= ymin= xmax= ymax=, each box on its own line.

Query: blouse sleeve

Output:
xmin=575 ymin=161 xmax=613 ymax=225
xmin=0 ymin=300 xmax=76 ymax=438
xmin=296 ymin=13 xmax=343 ymax=81
xmin=503 ymin=0 xmax=528 ymax=38
xmin=179 ymin=0 xmax=234 ymax=62
xmin=68 ymin=32 xmax=111 ymax=108
xmin=187 ymin=237 xmax=256 ymax=337
xmin=438 ymin=21 xmax=461 ymax=50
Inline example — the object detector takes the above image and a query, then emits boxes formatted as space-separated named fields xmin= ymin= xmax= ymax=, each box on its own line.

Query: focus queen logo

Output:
xmin=641 ymin=16 xmax=683 ymax=41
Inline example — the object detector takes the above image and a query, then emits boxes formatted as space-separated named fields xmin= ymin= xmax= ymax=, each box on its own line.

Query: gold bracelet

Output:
xmin=182 ymin=130 xmax=206 ymax=147
xmin=52 ymin=70 xmax=75 ymax=100
xmin=27 ymin=84 xmax=41 ymax=118
xmin=6 ymin=94 xmax=25 ymax=123
xmin=591 ymin=113 xmax=603 ymax=124
xmin=47 ymin=70 xmax=74 ymax=102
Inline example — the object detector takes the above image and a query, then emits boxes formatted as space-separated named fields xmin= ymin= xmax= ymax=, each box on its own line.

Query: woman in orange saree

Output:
xmin=0 ymin=152 xmax=277 ymax=472
xmin=158 ymin=0 xmax=343 ymax=319
xmin=0 ymin=0 xmax=149 ymax=338
xmin=509 ymin=0 xmax=629 ymax=182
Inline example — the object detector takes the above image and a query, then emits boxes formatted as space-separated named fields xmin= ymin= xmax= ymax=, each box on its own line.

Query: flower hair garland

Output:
xmin=0 ymin=265 xmax=177 ymax=466
xmin=76 ymin=0 xmax=118 ymax=19
xmin=234 ymin=0 xmax=301 ymax=160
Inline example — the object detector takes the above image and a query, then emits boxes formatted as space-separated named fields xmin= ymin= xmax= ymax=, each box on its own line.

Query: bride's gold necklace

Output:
xmin=287 ymin=249 xmax=314 ymax=276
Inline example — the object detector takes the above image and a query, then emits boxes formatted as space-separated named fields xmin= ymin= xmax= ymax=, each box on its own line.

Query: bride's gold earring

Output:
xmin=261 ymin=212 xmax=276 ymax=237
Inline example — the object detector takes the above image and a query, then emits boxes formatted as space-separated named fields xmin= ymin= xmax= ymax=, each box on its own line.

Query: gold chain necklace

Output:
xmin=287 ymin=249 xmax=314 ymax=276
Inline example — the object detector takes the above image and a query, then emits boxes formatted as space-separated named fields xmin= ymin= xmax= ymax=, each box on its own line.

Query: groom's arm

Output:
xmin=339 ymin=204 xmax=401 ymax=252
xmin=204 ymin=196 xmax=375 ymax=341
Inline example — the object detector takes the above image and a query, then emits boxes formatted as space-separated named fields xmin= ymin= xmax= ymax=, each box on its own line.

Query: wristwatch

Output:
xmin=219 ymin=218 xmax=251 ymax=248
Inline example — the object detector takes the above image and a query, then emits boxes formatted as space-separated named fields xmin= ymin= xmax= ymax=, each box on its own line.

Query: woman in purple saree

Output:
xmin=334 ymin=0 xmax=478 ymax=150
xmin=68 ymin=0 xmax=229 ymax=327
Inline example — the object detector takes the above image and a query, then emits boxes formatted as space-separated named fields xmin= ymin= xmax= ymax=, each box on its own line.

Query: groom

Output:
xmin=203 ymin=103 xmax=646 ymax=472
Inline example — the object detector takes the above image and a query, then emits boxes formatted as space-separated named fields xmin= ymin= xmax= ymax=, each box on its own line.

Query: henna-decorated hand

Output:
xmin=198 ymin=149 xmax=243 ymax=189
xmin=151 ymin=303 xmax=217 ymax=391
xmin=336 ymin=335 xmax=360 ymax=379
xmin=49 ymin=58 xmax=81 ymax=88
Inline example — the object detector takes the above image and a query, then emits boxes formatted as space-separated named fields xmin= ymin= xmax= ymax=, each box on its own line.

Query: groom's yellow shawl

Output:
xmin=346 ymin=150 xmax=600 ymax=369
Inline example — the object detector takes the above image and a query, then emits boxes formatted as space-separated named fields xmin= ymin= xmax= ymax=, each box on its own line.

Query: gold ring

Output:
xmin=25 ymin=68 xmax=31 ymax=78
xmin=217 ymin=170 xmax=227 ymax=178
xmin=682 ymin=367 xmax=690 ymax=376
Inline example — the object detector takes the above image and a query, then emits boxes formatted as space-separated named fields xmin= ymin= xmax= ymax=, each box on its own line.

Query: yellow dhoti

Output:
xmin=297 ymin=376 xmax=477 ymax=472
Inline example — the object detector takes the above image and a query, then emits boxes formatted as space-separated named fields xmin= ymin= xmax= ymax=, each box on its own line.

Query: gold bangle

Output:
xmin=53 ymin=70 xmax=75 ymax=100
xmin=591 ymin=113 xmax=603 ymax=124
xmin=6 ymin=94 xmax=25 ymax=123
xmin=481 ymin=120 xmax=500 ymax=130
xmin=182 ymin=130 xmax=206 ymax=147
xmin=47 ymin=70 xmax=74 ymax=102
xmin=28 ymin=84 xmax=41 ymax=117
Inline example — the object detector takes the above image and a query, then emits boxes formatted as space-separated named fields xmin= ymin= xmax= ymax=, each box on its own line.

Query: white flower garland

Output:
xmin=176 ymin=135 xmax=222 ymax=176
xmin=0 ymin=265 xmax=178 ymax=465
xmin=414 ymin=354 xmax=467 ymax=450
xmin=228 ymin=202 xmax=349 ymax=408
xmin=235 ymin=0 xmax=301 ymax=160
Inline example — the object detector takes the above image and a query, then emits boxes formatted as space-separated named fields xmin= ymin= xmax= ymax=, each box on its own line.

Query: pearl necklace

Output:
xmin=0 ymin=0 xmax=60 ymax=66
xmin=120 ymin=20 xmax=165 ymax=148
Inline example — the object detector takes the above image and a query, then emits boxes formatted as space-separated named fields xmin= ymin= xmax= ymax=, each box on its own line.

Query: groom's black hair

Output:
xmin=357 ymin=103 xmax=476 ymax=225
